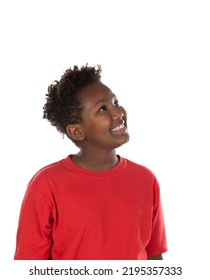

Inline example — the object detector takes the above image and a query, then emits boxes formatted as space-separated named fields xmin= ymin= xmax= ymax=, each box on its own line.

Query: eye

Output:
xmin=114 ymin=100 xmax=120 ymax=107
xmin=98 ymin=105 xmax=107 ymax=112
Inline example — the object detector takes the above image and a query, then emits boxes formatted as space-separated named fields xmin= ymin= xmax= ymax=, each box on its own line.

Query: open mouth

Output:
xmin=111 ymin=120 xmax=127 ymax=132
xmin=112 ymin=123 xmax=125 ymax=131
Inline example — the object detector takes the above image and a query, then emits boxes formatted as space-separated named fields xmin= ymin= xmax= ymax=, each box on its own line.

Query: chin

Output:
xmin=115 ymin=135 xmax=130 ymax=148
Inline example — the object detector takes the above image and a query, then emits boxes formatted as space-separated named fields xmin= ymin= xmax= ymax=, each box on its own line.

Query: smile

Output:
xmin=112 ymin=123 xmax=126 ymax=132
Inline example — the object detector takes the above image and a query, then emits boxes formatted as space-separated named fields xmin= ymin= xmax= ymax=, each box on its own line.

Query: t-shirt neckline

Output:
xmin=63 ymin=154 xmax=126 ymax=177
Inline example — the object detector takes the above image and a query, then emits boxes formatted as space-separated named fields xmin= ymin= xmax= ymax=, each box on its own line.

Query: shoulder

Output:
xmin=121 ymin=157 xmax=161 ymax=190
xmin=122 ymin=157 xmax=155 ymax=178
xmin=29 ymin=159 xmax=63 ymax=182
xmin=26 ymin=158 xmax=68 ymax=195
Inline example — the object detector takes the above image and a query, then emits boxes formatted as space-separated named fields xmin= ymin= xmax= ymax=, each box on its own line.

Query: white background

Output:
xmin=0 ymin=0 xmax=209 ymax=278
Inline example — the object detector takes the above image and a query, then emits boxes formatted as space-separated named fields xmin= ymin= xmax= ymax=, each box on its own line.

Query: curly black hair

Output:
xmin=43 ymin=64 xmax=102 ymax=141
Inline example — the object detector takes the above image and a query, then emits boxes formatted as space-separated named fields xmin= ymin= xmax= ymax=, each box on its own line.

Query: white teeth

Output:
xmin=112 ymin=123 xmax=125 ymax=131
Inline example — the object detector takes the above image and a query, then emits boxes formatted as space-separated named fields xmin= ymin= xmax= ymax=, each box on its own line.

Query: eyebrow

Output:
xmin=94 ymin=94 xmax=117 ymax=107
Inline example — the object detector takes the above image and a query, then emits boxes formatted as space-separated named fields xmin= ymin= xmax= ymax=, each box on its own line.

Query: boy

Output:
xmin=14 ymin=65 xmax=167 ymax=260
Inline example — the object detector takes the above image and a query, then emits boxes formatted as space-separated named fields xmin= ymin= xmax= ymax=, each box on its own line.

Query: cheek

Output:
xmin=86 ymin=116 xmax=111 ymax=133
xmin=93 ymin=118 xmax=111 ymax=134
xmin=99 ymin=117 xmax=111 ymax=127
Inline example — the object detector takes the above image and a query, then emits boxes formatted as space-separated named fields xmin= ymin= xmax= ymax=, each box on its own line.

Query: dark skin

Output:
xmin=66 ymin=82 xmax=163 ymax=260
xmin=66 ymin=82 xmax=129 ymax=172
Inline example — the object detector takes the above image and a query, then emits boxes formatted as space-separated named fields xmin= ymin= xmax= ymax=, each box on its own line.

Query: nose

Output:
xmin=112 ymin=106 xmax=124 ymax=120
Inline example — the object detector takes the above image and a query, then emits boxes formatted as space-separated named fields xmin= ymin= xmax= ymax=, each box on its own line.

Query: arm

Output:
xmin=147 ymin=254 xmax=163 ymax=260
xmin=145 ymin=177 xmax=167 ymax=259
xmin=14 ymin=177 xmax=54 ymax=260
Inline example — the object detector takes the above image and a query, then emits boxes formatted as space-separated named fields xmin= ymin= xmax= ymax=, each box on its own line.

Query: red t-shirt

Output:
xmin=14 ymin=155 xmax=167 ymax=260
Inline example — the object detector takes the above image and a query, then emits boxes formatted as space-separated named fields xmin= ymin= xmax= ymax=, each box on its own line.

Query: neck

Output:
xmin=72 ymin=149 xmax=118 ymax=172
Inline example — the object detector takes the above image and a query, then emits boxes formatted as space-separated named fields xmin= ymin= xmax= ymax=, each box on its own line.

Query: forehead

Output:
xmin=79 ymin=82 xmax=115 ymax=106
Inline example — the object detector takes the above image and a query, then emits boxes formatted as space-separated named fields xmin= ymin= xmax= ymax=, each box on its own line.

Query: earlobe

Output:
xmin=66 ymin=124 xmax=85 ymax=142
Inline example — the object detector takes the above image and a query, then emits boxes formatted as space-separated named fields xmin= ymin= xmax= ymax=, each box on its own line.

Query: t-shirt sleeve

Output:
xmin=14 ymin=174 xmax=54 ymax=260
xmin=145 ymin=176 xmax=167 ymax=257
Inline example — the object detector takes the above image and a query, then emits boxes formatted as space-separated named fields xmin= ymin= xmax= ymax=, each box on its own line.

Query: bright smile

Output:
xmin=111 ymin=120 xmax=128 ymax=133
xmin=112 ymin=123 xmax=125 ymax=131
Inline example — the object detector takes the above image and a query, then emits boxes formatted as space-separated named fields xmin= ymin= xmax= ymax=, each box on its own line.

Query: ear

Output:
xmin=66 ymin=124 xmax=85 ymax=142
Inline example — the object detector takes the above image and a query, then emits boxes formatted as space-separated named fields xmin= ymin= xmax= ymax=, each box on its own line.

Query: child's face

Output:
xmin=78 ymin=82 xmax=129 ymax=150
